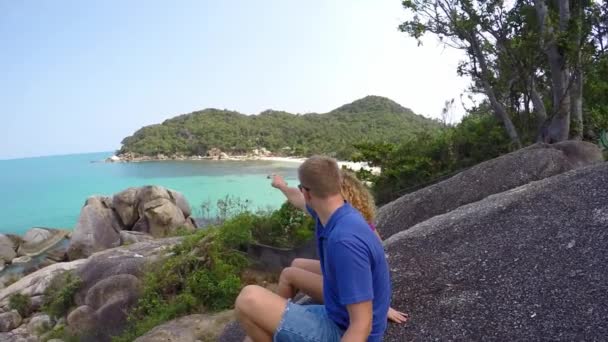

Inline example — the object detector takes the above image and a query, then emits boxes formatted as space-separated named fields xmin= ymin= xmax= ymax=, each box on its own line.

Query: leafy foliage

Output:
xmin=113 ymin=224 xmax=247 ymax=342
xmin=113 ymin=200 xmax=313 ymax=341
xmin=42 ymin=324 xmax=80 ymax=342
xmin=119 ymin=96 xmax=440 ymax=160
xmin=355 ymin=108 xmax=511 ymax=204
xmin=9 ymin=293 xmax=31 ymax=317
xmin=42 ymin=271 xmax=82 ymax=319
xmin=251 ymin=202 xmax=315 ymax=247
xmin=399 ymin=0 xmax=608 ymax=143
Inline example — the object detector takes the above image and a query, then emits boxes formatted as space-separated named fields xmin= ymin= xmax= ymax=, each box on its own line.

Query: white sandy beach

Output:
xmin=259 ymin=156 xmax=381 ymax=175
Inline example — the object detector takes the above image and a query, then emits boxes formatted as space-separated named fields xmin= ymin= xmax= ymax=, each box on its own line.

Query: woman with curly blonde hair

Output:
xmin=339 ymin=170 xmax=382 ymax=239
xmin=270 ymin=170 xmax=408 ymax=324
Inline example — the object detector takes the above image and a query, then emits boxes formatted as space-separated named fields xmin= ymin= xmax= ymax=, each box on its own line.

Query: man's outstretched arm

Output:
xmin=342 ymin=301 xmax=373 ymax=342
xmin=270 ymin=174 xmax=306 ymax=210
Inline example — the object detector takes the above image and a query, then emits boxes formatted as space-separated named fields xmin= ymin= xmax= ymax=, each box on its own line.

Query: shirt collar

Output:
xmin=318 ymin=202 xmax=353 ymax=238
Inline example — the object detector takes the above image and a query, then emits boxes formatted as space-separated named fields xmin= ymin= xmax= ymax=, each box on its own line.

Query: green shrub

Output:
xmin=250 ymin=202 xmax=315 ymax=248
xmin=114 ymin=219 xmax=251 ymax=342
xmin=113 ymin=199 xmax=316 ymax=341
xmin=42 ymin=271 xmax=82 ymax=319
xmin=9 ymin=293 xmax=31 ymax=317
xmin=355 ymin=111 xmax=512 ymax=204
xmin=198 ymin=195 xmax=252 ymax=224
xmin=41 ymin=324 xmax=80 ymax=342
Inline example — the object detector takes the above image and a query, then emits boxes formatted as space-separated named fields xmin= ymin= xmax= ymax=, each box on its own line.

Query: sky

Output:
xmin=0 ymin=0 xmax=472 ymax=160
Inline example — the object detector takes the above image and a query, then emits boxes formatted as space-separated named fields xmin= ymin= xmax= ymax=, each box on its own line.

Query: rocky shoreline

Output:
xmin=106 ymin=147 xmax=277 ymax=163
xmin=106 ymin=148 xmax=382 ymax=174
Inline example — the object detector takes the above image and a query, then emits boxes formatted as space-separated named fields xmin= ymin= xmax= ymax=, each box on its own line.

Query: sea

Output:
xmin=0 ymin=152 xmax=300 ymax=235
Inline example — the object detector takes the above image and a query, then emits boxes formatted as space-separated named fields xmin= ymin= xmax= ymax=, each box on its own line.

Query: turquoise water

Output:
xmin=0 ymin=152 xmax=299 ymax=235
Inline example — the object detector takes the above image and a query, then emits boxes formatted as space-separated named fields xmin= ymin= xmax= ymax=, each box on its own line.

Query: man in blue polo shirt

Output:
xmin=235 ymin=155 xmax=391 ymax=342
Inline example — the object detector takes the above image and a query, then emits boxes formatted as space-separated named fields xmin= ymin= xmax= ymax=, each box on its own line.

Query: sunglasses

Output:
xmin=297 ymin=184 xmax=311 ymax=192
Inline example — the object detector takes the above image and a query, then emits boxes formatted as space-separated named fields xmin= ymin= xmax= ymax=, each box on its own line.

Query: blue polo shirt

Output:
xmin=307 ymin=203 xmax=391 ymax=342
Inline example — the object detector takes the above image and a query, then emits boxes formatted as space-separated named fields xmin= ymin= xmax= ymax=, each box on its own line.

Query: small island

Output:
xmin=111 ymin=96 xmax=441 ymax=163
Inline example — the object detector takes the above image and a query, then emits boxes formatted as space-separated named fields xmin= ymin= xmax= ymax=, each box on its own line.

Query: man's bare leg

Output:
xmin=239 ymin=315 xmax=271 ymax=342
xmin=235 ymin=285 xmax=288 ymax=342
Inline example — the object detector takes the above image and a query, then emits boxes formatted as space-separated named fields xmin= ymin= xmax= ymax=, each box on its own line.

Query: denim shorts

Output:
xmin=273 ymin=300 xmax=344 ymax=342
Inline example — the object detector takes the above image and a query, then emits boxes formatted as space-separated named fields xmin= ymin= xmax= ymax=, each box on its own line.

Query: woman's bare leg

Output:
xmin=277 ymin=267 xmax=324 ymax=303
xmin=290 ymin=258 xmax=321 ymax=275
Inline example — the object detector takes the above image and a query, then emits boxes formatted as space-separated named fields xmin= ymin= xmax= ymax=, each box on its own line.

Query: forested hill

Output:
xmin=118 ymin=95 xmax=440 ymax=160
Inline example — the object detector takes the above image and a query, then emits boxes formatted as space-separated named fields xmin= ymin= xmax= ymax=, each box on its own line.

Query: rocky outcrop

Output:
xmin=67 ymin=186 xmax=195 ymax=260
xmin=0 ymin=234 xmax=17 ymax=264
xmin=119 ymin=231 xmax=154 ymax=245
xmin=84 ymin=274 xmax=141 ymax=310
xmin=62 ymin=238 xmax=182 ymax=340
xmin=113 ymin=187 xmax=140 ymax=227
xmin=0 ymin=310 xmax=22 ymax=332
xmin=134 ymin=311 xmax=234 ymax=342
xmin=67 ymin=305 xmax=96 ymax=334
xmin=376 ymin=141 xmax=604 ymax=238
xmin=382 ymin=162 xmax=608 ymax=341
xmin=26 ymin=313 xmax=53 ymax=335
xmin=0 ymin=260 xmax=86 ymax=311
xmin=74 ymin=237 xmax=182 ymax=301
xmin=132 ymin=186 xmax=195 ymax=237
xmin=141 ymin=198 xmax=187 ymax=237
xmin=68 ymin=275 xmax=141 ymax=339
xmin=17 ymin=228 xmax=69 ymax=258
xmin=67 ymin=197 xmax=122 ymax=260
xmin=169 ymin=189 xmax=192 ymax=218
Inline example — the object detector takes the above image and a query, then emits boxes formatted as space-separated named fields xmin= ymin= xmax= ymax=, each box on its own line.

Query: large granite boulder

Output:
xmin=63 ymin=238 xmax=181 ymax=340
xmin=0 ymin=234 xmax=16 ymax=264
xmin=136 ymin=185 xmax=171 ymax=214
xmin=376 ymin=141 xmax=604 ymax=238
xmin=119 ymin=230 xmax=154 ymax=245
xmin=74 ymin=237 xmax=182 ymax=303
xmin=135 ymin=186 xmax=195 ymax=237
xmin=17 ymin=228 xmax=68 ymax=256
xmin=134 ymin=311 xmax=234 ymax=342
xmin=26 ymin=313 xmax=53 ymax=335
xmin=67 ymin=305 xmax=96 ymax=334
xmin=142 ymin=198 xmax=188 ymax=237
xmin=0 ymin=310 xmax=22 ymax=332
xmin=67 ymin=197 xmax=123 ymax=260
xmin=0 ymin=260 xmax=86 ymax=311
xmin=382 ymin=162 xmax=608 ymax=341
xmin=84 ymin=274 xmax=141 ymax=310
xmin=68 ymin=186 xmax=194 ymax=259
xmin=67 ymin=275 xmax=141 ymax=339
xmin=112 ymin=187 xmax=140 ymax=227
xmin=168 ymin=189 xmax=192 ymax=218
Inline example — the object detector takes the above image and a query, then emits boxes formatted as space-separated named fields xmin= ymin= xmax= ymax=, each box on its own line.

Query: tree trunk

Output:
xmin=530 ymin=77 xmax=548 ymax=141
xmin=570 ymin=68 xmax=583 ymax=140
xmin=534 ymin=0 xmax=571 ymax=143
xmin=470 ymin=36 xmax=521 ymax=147
xmin=570 ymin=0 xmax=584 ymax=140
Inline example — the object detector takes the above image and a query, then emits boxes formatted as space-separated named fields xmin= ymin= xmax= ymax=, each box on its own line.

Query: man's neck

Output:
xmin=315 ymin=195 xmax=345 ymax=226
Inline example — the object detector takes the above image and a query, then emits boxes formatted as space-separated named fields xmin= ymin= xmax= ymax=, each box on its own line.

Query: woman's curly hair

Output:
xmin=340 ymin=170 xmax=376 ymax=223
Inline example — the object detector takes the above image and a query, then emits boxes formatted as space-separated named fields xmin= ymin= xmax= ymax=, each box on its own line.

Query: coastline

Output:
xmin=258 ymin=156 xmax=380 ymax=174
xmin=106 ymin=153 xmax=381 ymax=175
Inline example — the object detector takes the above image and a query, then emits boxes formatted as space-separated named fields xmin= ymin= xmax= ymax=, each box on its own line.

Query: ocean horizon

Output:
xmin=0 ymin=152 xmax=299 ymax=235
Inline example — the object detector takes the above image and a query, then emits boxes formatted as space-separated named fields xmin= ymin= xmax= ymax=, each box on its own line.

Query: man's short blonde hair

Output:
xmin=298 ymin=155 xmax=342 ymax=198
